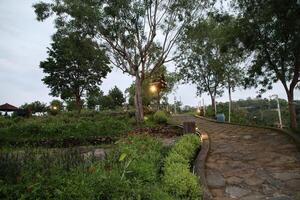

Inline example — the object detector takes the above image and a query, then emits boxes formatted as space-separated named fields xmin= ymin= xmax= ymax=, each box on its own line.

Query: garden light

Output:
xmin=150 ymin=85 xmax=157 ymax=93
xmin=52 ymin=106 xmax=58 ymax=110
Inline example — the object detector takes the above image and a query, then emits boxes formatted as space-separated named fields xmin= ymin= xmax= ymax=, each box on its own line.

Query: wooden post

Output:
xmin=183 ymin=121 xmax=196 ymax=134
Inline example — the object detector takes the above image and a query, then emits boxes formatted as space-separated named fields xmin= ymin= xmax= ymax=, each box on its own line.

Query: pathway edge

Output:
xmin=194 ymin=130 xmax=213 ymax=200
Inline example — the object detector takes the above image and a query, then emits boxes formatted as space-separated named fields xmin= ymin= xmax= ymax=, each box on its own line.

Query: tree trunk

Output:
xmin=211 ymin=95 xmax=216 ymax=117
xmin=228 ymin=84 xmax=232 ymax=123
xmin=75 ymin=94 xmax=82 ymax=114
xmin=134 ymin=73 xmax=144 ymax=123
xmin=287 ymin=91 xmax=297 ymax=130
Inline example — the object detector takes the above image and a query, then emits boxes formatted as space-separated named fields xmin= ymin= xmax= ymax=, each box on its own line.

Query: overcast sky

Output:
xmin=0 ymin=0 xmax=299 ymax=107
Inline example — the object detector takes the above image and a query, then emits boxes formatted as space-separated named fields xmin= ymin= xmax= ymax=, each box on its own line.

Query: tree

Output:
xmin=49 ymin=99 xmax=64 ymax=115
xmin=98 ymin=95 xmax=114 ymax=110
xmin=86 ymin=89 xmax=104 ymax=110
xmin=212 ymin=14 xmax=245 ymax=122
xmin=33 ymin=0 xmax=209 ymax=123
xmin=126 ymin=65 xmax=178 ymax=110
xmin=234 ymin=0 xmax=300 ymax=129
xmin=20 ymin=101 xmax=47 ymax=114
xmin=108 ymin=86 xmax=125 ymax=108
xmin=177 ymin=16 xmax=228 ymax=116
xmin=39 ymin=30 xmax=111 ymax=113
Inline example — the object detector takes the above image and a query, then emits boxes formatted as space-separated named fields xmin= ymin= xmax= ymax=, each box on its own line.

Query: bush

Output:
xmin=162 ymin=134 xmax=202 ymax=199
xmin=153 ymin=110 xmax=168 ymax=124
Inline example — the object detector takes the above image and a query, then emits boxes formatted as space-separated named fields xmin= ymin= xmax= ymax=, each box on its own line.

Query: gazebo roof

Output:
xmin=0 ymin=103 xmax=19 ymax=112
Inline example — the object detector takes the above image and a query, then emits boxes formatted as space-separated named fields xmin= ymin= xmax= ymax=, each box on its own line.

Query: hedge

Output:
xmin=162 ymin=134 xmax=202 ymax=199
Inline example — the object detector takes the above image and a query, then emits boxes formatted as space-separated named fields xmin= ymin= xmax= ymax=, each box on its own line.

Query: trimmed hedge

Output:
xmin=163 ymin=134 xmax=202 ymax=199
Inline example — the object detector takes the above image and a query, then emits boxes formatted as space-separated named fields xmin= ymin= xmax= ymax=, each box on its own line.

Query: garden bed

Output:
xmin=0 ymin=134 xmax=202 ymax=199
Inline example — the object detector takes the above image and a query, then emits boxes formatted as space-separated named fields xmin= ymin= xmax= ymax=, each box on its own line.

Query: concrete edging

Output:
xmin=194 ymin=115 xmax=300 ymax=148
xmin=194 ymin=130 xmax=213 ymax=200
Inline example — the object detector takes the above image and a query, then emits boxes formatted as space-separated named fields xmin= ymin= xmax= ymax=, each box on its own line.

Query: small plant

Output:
xmin=153 ymin=110 xmax=168 ymax=124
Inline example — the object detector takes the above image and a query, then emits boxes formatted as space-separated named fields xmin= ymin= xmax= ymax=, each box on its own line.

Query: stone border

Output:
xmin=194 ymin=115 xmax=300 ymax=148
xmin=194 ymin=130 xmax=213 ymax=200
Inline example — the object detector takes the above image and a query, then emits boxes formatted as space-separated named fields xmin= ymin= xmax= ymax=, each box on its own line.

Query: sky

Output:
xmin=0 ymin=0 xmax=299 ymax=108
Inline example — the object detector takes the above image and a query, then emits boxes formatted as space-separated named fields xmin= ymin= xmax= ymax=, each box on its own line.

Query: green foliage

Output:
xmin=33 ymin=0 xmax=208 ymax=122
xmin=39 ymin=29 xmax=111 ymax=112
xmin=126 ymin=65 xmax=178 ymax=108
xmin=153 ymin=110 xmax=168 ymax=124
xmin=163 ymin=134 xmax=202 ymax=199
xmin=20 ymin=101 xmax=47 ymax=114
xmin=86 ymin=86 xmax=125 ymax=110
xmin=0 ymin=113 xmax=133 ymax=145
xmin=205 ymin=98 xmax=300 ymax=129
xmin=108 ymin=86 xmax=125 ymax=108
xmin=48 ymin=99 xmax=64 ymax=115
xmin=0 ymin=135 xmax=179 ymax=200
xmin=234 ymin=0 xmax=300 ymax=128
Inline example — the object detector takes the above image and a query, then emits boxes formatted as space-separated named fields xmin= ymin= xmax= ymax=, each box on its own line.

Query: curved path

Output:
xmin=172 ymin=115 xmax=300 ymax=200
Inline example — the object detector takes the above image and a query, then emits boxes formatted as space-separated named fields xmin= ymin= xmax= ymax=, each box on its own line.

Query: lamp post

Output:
xmin=270 ymin=94 xmax=283 ymax=129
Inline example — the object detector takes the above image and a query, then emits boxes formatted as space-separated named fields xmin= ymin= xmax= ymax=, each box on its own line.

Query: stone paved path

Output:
xmin=172 ymin=115 xmax=300 ymax=200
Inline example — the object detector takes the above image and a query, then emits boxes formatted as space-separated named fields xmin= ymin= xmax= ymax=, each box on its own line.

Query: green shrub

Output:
xmin=163 ymin=134 xmax=202 ymax=199
xmin=115 ymin=135 xmax=163 ymax=182
xmin=0 ymin=113 xmax=133 ymax=144
xmin=0 ymin=117 xmax=15 ymax=129
xmin=153 ymin=110 xmax=168 ymax=124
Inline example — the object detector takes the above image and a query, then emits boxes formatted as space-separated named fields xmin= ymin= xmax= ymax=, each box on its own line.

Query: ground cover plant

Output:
xmin=0 ymin=111 xmax=133 ymax=146
xmin=0 ymin=134 xmax=202 ymax=200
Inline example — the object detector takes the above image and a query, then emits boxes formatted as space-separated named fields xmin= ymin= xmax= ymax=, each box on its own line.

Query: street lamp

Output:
xmin=270 ymin=94 xmax=283 ymax=129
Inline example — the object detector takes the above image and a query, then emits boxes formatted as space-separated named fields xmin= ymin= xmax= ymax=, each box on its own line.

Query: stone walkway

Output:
xmin=172 ymin=115 xmax=300 ymax=200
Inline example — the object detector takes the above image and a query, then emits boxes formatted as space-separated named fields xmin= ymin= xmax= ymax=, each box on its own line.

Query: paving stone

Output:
xmin=272 ymin=172 xmax=300 ymax=181
xmin=245 ymin=175 xmax=265 ymax=186
xmin=243 ymin=135 xmax=252 ymax=140
xmin=210 ymin=189 xmax=224 ymax=197
xmin=225 ymin=186 xmax=251 ymax=198
xmin=226 ymin=176 xmax=243 ymax=184
xmin=241 ymin=194 xmax=265 ymax=200
xmin=268 ymin=195 xmax=292 ymax=200
xmin=285 ymin=179 xmax=300 ymax=190
xmin=207 ymin=171 xmax=225 ymax=188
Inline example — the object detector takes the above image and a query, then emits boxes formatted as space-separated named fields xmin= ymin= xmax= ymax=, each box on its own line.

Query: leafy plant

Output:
xmin=153 ymin=110 xmax=168 ymax=124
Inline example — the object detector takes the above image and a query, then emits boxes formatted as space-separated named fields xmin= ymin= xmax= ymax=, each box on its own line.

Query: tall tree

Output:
xmin=177 ymin=17 xmax=228 ymax=116
xmin=212 ymin=14 xmax=245 ymax=122
xmin=33 ymin=0 xmax=209 ymax=122
xmin=234 ymin=0 xmax=300 ymax=129
xmin=39 ymin=30 xmax=110 ymax=113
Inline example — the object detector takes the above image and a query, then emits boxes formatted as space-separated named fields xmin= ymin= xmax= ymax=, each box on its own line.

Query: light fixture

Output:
xmin=150 ymin=85 xmax=157 ymax=93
